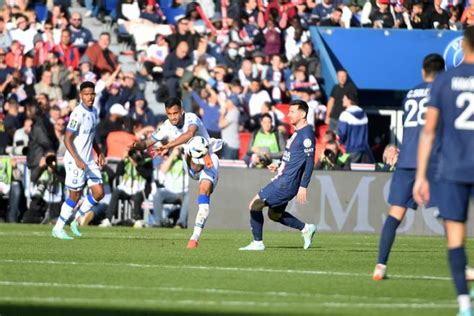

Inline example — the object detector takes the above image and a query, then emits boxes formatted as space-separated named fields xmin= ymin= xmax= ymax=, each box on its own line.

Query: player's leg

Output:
xmin=267 ymin=204 xmax=317 ymax=250
xmin=187 ymin=179 xmax=213 ymax=249
xmin=373 ymin=205 xmax=408 ymax=280
xmin=239 ymin=195 xmax=266 ymax=251
xmin=52 ymin=189 xmax=82 ymax=240
xmin=373 ymin=168 xmax=415 ymax=280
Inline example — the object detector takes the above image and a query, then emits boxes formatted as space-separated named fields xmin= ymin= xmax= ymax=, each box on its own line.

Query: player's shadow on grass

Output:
xmin=0 ymin=305 xmax=266 ymax=316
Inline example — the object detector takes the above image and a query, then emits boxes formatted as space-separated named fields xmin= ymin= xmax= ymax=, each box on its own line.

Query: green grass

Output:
xmin=0 ymin=224 xmax=467 ymax=316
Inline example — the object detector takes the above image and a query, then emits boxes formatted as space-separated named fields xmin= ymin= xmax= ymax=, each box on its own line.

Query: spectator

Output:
xmin=167 ymin=17 xmax=200 ymax=52
xmin=449 ymin=5 xmax=462 ymax=30
xmin=244 ymin=113 xmax=286 ymax=168
xmin=3 ymin=98 xmax=22 ymax=146
xmin=191 ymin=84 xmax=221 ymax=138
xmin=5 ymin=40 xmax=23 ymax=69
xmin=296 ymin=87 xmax=326 ymax=128
xmin=291 ymin=41 xmax=320 ymax=79
xmin=337 ymin=92 xmax=372 ymax=163
xmin=263 ymin=54 xmax=286 ymax=103
xmin=409 ymin=1 xmax=427 ymax=29
xmin=315 ymin=140 xmax=351 ymax=170
xmin=361 ymin=0 xmax=397 ymax=28
xmin=223 ymin=41 xmax=243 ymax=76
xmin=130 ymin=94 xmax=156 ymax=127
xmin=325 ymin=69 xmax=357 ymax=131
xmin=54 ymin=116 xmax=66 ymax=157
xmin=69 ymin=12 xmax=93 ymax=54
xmin=423 ymin=0 xmax=449 ymax=29
xmin=0 ymin=17 xmax=12 ymax=51
xmin=105 ymin=117 xmax=137 ymax=159
xmin=218 ymin=98 xmax=240 ymax=160
xmin=101 ymin=148 xmax=153 ymax=226
xmin=0 ymin=48 xmax=13 ymax=84
xmin=21 ymin=53 xmax=36 ymax=96
xmin=8 ymin=117 xmax=32 ymax=156
xmin=238 ymin=59 xmax=254 ymax=89
xmin=163 ymin=40 xmax=192 ymax=98
xmin=312 ymin=0 xmax=335 ymax=24
xmin=152 ymin=146 xmax=189 ymax=228
xmin=245 ymin=77 xmax=272 ymax=119
xmin=376 ymin=144 xmax=399 ymax=171
xmin=34 ymin=68 xmax=63 ymax=103
xmin=53 ymin=29 xmax=80 ymax=70
xmin=143 ymin=34 xmax=169 ymax=79
xmin=461 ymin=0 xmax=474 ymax=27
xmin=84 ymin=32 xmax=118 ymax=74
xmin=320 ymin=7 xmax=345 ymax=26
xmin=6 ymin=158 xmax=25 ymax=223
xmin=287 ymin=64 xmax=321 ymax=101
xmin=263 ymin=18 xmax=282 ymax=56
xmin=97 ymin=103 xmax=129 ymax=151
xmin=10 ymin=14 xmax=36 ymax=54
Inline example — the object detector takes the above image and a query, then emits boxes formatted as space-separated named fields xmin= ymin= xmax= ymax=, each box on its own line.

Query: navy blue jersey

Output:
xmin=428 ymin=63 xmax=474 ymax=184
xmin=397 ymin=82 xmax=431 ymax=169
xmin=271 ymin=125 xmax=315 ymax=194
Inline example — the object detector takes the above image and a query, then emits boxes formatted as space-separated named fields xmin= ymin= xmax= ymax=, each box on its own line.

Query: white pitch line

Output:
xmin=0 ymin=280 xmax=447 ymax=304
xmin=0 ymin=295 xmax=456 ymax=310
xmin=0 ymin=258 xmax=451 ymax=281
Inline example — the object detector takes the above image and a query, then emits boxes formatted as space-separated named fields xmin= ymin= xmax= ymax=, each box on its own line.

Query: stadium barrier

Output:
xmin=186 ymin=168 xmax=474 ymax=236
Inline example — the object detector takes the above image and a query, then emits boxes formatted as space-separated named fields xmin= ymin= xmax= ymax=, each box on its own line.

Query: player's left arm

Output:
xmin=158 ymin=124 xmax=198 ymax=154
xmin=92 ymin=138 xmax=105 ymax=168
xmin=413 ymin=106 xmax=439 ymax=205
xmin=297 ymin=138 xmax=316 ymax=204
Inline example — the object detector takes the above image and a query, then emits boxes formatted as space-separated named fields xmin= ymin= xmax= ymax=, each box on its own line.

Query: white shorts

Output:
xmin=64 ymin=160 xmax=103 ymax=191
xmin=185 ymin=153 xmax=219 ymax=189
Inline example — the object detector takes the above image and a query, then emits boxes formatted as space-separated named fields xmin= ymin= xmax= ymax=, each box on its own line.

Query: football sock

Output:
xmin=191 ymin=195 xmax=210 ymax=241
xmin=250 ymin=210 xmax=264 ymax=241
xmin=279 ymin=211 xmax=305 ymax=230
xmin=54 ymin=198 xmax=77 ymax=230
xmin=458 ymin=295 xmax=471 ymax=313
xmin=75 ymin=194 xmax=98 ymax=220
xmin=448 ymin=247 xmax=469 ymax=299
xmin=377 ymin=215 xmax=401 ymax=265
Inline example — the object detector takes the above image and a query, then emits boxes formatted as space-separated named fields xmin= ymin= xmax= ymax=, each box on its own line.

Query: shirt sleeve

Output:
xmin=66 ymin=110 xmax=81 ymax=134
xmin=427 ymin=75 xmax=443 ymax=111
xmin=300 ymin=135 xmax=315 ymax=188
xmin=151 ymin=125 xmax=168 ymax=142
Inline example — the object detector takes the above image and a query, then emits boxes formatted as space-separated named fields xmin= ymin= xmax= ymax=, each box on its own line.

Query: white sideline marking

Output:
xmin=0 ymin=296 xmax=456 ymax=309
xmin=0 ymin=280 xmax=446 ymax=303
xmin=0 ymin=259 xmax=451 ymax=281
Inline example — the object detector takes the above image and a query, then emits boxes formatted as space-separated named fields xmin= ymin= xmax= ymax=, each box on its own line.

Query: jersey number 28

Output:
xmin=455 ymin=92 xmax=474 ymax=130
xmin=404 ymin=98 xmax=428 ymax=127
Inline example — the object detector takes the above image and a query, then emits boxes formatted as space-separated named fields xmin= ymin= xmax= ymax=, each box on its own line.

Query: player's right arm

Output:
xmin=64 ymin=111 xmax=86 ymax=170
xmin=157 ymin=124 xmax=198 ymax=155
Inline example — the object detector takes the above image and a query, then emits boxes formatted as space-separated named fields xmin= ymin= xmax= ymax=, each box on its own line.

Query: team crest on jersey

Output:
xmin=69 ymin=119 xmax=78 ymax=129
xmin=444 ymin=36 xmax=464 ymax=70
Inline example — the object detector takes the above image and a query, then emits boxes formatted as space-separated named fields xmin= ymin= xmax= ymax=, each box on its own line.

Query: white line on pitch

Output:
xmin=0 ymin=280 xmax=447 ymax=303
xmin=0 ymin=295 xmax=456 ymax=310
xmin=0 ymin=258 xmax=451 ymax=281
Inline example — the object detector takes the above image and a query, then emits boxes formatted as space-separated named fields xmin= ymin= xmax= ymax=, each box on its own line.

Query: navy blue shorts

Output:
xmin=436 ymin=181 xmax=474 ymax=222
xmin=388 ymin=168 xmax=440 ymax=209
xmin=388 ymin=169 xmax=418 ymax=210
xmin=258 ymin=182 xmax=295 ymax=209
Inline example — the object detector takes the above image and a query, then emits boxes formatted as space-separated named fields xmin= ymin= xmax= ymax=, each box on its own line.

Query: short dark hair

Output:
xmin=345 ymin=91 xmax=358 ymax=104
xmin=80 ymin=81 xmax=95 ymax=91
xmin=464 ymin=26 xmax=474 ymax=51
xmin=260 ymin=113 xmax=273 ymax=122
xmin=422 ymin=53 xmax=445 ymax=76
xmin=289 ymin=99 xmax=309 ymax=118
xmin=165 ymin=97 xmax=182 ymax=109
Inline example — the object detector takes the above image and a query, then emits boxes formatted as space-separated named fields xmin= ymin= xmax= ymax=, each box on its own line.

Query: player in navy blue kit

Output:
xmin=239 ymin=100 xmax=317 ymax=251
xmin=414 ymin=27 xmax=474 ymax=316
xmin=373 ymin=54 xmax=445 ymax=280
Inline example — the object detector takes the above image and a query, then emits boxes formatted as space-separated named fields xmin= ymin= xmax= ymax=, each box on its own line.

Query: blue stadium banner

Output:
xmin=311 ymin=28 xmax=462 ymax=91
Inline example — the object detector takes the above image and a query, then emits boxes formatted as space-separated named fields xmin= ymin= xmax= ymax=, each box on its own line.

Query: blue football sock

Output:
xmin=377 ymin=215 xmax=401 ymax=265
xmin=250 ymin=210 xmax=264 ymax=241
xmin=279 ymin=212 xmax=305 ymax=230
xmin=448 ymin=246 xmax=469 ymax=295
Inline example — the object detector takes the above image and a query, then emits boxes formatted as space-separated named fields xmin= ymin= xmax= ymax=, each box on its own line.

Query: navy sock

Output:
xmin=448 ymin=246 xmax=469 ymax=295
xmin=377 ymin=215 xmax=401 ymax=265
xmin=250 ymin=210 xmax=264 ymax=241
xmin=279 ymin=212 xmax=305 ymax=230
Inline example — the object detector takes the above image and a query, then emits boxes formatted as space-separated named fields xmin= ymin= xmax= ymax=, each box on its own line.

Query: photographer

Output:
xmin=102 ymin=148 xmax=153 ymax=226
xmin=23 ymin=151 xmax=65 ymax=223
xmin=315 ymin=141 xmax=351 ymax=171
xmin=244 ymin=113 xmax=286 ymax=168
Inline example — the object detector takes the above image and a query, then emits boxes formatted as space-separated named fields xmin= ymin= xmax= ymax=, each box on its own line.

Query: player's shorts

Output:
xmin=436 ymin=180 xmax=474 ymax=222
xmin=64 ymin=160 xmax=102 ymax=191
xmin=388 ymin=168 xmax=439 ymax=210
xmin=186 ymin=153 xmax=219 ymax=189
xmin=258 ymin=181 xmax=295 ymax=209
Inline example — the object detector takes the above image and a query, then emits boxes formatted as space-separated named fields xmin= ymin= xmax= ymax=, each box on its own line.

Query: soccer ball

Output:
xmin=186 ymin=136 xmax=209 ymax=159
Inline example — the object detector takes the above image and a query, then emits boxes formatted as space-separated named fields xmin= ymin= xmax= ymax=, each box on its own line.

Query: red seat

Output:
xmin=238 ymin=132 xmax=252 ymax=160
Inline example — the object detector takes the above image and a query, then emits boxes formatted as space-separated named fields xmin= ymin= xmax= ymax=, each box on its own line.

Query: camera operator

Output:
xmin=23 ymin=151 xmax=65 ymax=223
xmin=102 ymin=148 xmax=153 ymax=226
xmin=315 ymin=141 xmax=351 ymax=171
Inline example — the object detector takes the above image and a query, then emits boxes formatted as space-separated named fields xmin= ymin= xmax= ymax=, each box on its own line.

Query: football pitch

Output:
xmin=0 ymin=224 xmax=466 ymax=316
